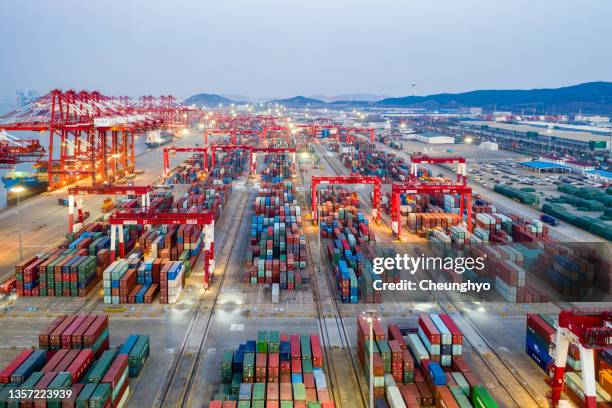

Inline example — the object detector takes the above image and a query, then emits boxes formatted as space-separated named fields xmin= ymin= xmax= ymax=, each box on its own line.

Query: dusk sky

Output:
xmin=1 ymin=0 xmax=611 ymax=103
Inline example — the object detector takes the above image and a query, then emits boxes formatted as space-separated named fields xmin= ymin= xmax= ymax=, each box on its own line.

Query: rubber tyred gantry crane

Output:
xmin=311 ymin=175 xmax=381 ymax=224
xmin=391 ymin=182 xmax=473 ymax=238
xmin=109 ymin=210 xmax=216 ymax=287
xmin=163 ymin=146 xmax=208 ymax=177
xmin=67 ymin=185 xmax=153 ymax=233
xmin=410 ymin=153 xmax=467 ymax=184
xmin=261 ymin=125 xmax=291 ymax=143
xmin=251 ymin=147 xmax=297 ymax=174
xmin=550 ymin=309 xmax=611 ymax=408
xmin=204 ymin=128 xmax=242 ymax=145
xmin=342 ymin=127 xmax=375 ymax=144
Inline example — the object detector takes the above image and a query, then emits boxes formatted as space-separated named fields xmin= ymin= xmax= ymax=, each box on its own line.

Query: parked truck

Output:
xmin=540 ymin=214 xmax=558 ymax=226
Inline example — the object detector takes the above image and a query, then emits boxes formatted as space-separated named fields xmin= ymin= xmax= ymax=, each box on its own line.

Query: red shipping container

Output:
xmin=50 ymin=315 xmax=77 ymax=348
xmin=439 ymin=314 xmax=463 ymax=345
xmin=54 ymin=349 xmax=80 ymax=373
xmin=61 ymin=315 xmax=87 ymax=349
xmin=60 ymin=383 xmax=84 ymax=408
xmin=0 ymin=349 xmax=34 ymax=383
xmin=418 ymin=314 xmax=441 ymax=344
xmin=42 ymin=349 xmax=70 ymax=372
xmin=32 ymin=371 xmax=58 ymax=408
xmin=66 ymin=349 xmax=94 ymax=382
xmin=71 ymin=315 xmax=96 ymax=349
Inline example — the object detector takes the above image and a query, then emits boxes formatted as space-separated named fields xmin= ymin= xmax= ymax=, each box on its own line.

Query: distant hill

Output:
xmin=184 ymin=93 xmax=241 ymax=107
xmin=310 ymin=93 xmax=391 ymax=102
xmin=269 ymin=96 xmax=327 ymax=108
xmin=185 ymin=82 xmax=612 ymax=114
xmin=375 ymin=82 xmax=612 ymax=114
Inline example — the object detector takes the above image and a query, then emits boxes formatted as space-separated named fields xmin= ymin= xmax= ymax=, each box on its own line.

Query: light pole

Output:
xmin=362 ymin=309 xmax=379 ymax=408
xmin=10 ymin=186 xmax=26 ymax=262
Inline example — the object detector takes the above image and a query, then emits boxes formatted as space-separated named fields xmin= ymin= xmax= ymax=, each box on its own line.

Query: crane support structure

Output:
xmin=550 ymin=309 xmax=611 ymax=408
xmin=410 ymin=153 xmax=467 ymax=184
xmin=311 ymin=175 xmax=381 ymax=224
xmin=391 ymin=182 xmax=473 ymax=238
xmin=163 ymin=146 xmax=209 ymax=177
xmin=67 ymin=185 xmax=153 ymax=233
xmin=109 ymin=210 xmax=216 ymax=287
xmin=204 ymin=128 xmax=237 ymax=145
xmin=342 ymin=127 xmax=375 ymax=143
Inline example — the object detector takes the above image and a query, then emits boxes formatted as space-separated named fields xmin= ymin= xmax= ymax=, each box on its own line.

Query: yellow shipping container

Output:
xmin=600 ymin=369 xmax=612 ymax=395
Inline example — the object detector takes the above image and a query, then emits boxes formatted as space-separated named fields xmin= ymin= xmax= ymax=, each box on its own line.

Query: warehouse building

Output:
xmin=415 ymin=132 xmax=455 ymax=144
xmin=461 ymin=121 xmax=611 ymax=157
xmin=519 ymin=161 xmax=571 ymax=173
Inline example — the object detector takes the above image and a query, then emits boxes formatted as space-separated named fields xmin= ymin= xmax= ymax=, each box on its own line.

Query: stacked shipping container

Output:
xmin=209 ymin=331 xmax=334 ymax=408
xmin=357 ymin=315 xmax=498 ymax=408
xmin=0 ymin=315 xmax=149 ymax=407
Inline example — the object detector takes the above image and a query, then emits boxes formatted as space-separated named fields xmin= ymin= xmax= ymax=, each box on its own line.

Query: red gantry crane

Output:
xmin=312 ymin=124 xmax=341 ymax=141
xmin=410 ymin=153 xmax=468 ymax=184
xmin=67 ymin=185 xmax=153 ymax=233
xmin=391 ymin=182 xmax=473 ymax=238
xmin=341 ymin=127 xmax=375 ymax=144
xmin=109 ymin=210 xmax=216 ymax=288
xmin=163 ymin=146 xmax=209 ymax=177
xmin=0 ymin=89 xmax=186 ymax=189
xmin=550 ymin=309 xmax=612 ymax=408
xmin=311 ymin=175 xmax=381 ymax=224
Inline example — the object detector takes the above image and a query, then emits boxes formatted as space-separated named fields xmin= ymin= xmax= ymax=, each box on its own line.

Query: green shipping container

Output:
xmin=86 ymin=350 xmax=117 ymax=383
xmin=293 ymin=383 xmax=306 ymax=401
xmin=47 ymin=372 xmax=73 ymax=408
xmin=0 ymin=385 xmax=18 ymax=408
xmin=450 ymin=386 xmax=474 ymax=408
xmin=88 ymin=383 xmax=111 ymax=408
xmin=252 ymin=383 xmax=265 ymax=401
xmin=76 ymin=383 xmax=97 ymax=408
xmin=257 ymin=331 xmax=268 ymax=353
xmin=471 ymin=386 xmax=498 ymax=408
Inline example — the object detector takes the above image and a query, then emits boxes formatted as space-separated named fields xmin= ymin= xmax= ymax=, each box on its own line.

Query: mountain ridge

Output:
xmin=186 ymin=82 xmax=612 ymax=114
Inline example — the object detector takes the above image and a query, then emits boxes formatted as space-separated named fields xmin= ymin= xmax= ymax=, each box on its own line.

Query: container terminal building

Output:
xmin=459 ymin=120 xmax=611 ymax=158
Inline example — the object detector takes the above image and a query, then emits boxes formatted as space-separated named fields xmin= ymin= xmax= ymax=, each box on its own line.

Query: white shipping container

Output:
xmin=386 ymin=385 xmax=407 ymax=408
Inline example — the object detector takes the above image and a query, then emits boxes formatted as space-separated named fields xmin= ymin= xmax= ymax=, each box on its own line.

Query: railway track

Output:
xmin=296 ymin=151 xmax=368 ymax=408
xmin=156 ymin=176 xmax=253 ymax=408
xmin=315 ymin=141 xmax=545 ymax=408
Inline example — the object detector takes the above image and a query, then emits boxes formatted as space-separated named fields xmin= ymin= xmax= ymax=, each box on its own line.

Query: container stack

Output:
xmin=103 ymin=251 xmax=186 ymax=304
xmin=159 ymin=261 xmax=185 ymax=304
xmin=14 ymin=222 xmax=137 ymax=297
xmin=261 ymin=153 xmax=295 ymax=183
xmin=344 ymin=140 xmax=410 ymax=182
xmin=317 ymin=187 xmax=389 ymax=303
xmin=359 ymin=315 xmax=495 ymax=407
xmin=248 ymin=181 xmax=305 ymax=290
xmin=166 ymin=153 xmax=207 ymax=184
xmin=0 ymin=314 xmax=149 ymax=407
xmin=525 ymin=314 xmax=556 ymax=372
xmin=209 ymin=331 xmax=334 ymax=408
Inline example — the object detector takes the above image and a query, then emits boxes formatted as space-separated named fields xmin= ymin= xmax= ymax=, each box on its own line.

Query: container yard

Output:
xmin=0 ymin=104 xmax=609 ymax=408
xmin=1 ymin=4 xmax=612 ymax=406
